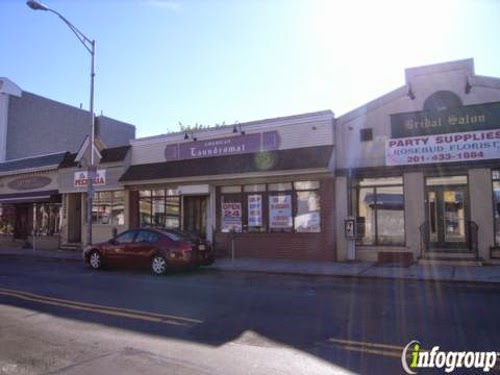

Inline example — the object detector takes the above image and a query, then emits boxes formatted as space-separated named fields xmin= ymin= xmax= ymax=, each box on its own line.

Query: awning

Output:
xmin=0 ymin=190 xmax=60 ymax=204
xmin=364 ymin=193 xmax=404 ymax=210
xmin=120 ymin=145 xmax=333 ymax=182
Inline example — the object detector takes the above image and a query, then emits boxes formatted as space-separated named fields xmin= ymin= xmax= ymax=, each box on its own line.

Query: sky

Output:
xmin=1 ymin=0 xmax=500 ymax=138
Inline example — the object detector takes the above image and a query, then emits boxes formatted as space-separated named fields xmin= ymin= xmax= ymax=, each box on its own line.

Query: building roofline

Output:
xmin=338 ymin=59 xmax=500 ymax=124
xmin=404 ymin=58 xmax=475 ymax=84
xmin=132 ymin=110 xmax=334 ymax=145
xmin=0 ymin=77 xmax=22 ymax=97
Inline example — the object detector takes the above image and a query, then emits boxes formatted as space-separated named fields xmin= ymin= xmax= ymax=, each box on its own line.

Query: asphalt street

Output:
xmin=0 ymin=255 xmax=499 ymax=374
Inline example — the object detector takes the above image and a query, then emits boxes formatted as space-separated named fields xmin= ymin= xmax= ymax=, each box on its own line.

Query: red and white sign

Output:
xmin=73 ymin=169 xmax=106 ymax=188
xmin=222 ymin=202 xmax=242 ymax=232
xmin=386 ymin=129 xmax=500 ymax=166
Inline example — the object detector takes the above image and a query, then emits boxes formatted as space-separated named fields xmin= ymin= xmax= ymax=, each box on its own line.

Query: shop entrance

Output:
xmin=183 ymin=195 xmax=208 ymax=238
xmin=67 ymin=194 xmax=82 ymax=243
xmin=13 ymin=204 xmax=32 ymax=240
xmin=425 ymin=176 xmax=469 ymax=251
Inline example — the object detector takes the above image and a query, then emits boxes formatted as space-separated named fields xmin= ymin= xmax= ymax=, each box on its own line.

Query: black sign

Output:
xmin=391 ymin=101 xmax=500 ymax=138
xmin=8 ymin=176 xmax=51 ymax=191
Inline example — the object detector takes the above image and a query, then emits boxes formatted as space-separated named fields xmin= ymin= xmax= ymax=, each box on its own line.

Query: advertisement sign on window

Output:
xmin=222 ymin=202 xmax=242 ymax=232
xmin=248 ymin=195 xmax=262 ymax=227
xmin=269 ymin=195 xmax=292 ymax=229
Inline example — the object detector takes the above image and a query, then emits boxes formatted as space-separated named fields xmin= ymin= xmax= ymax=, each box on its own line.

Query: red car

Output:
xmin=83 ymin=228 xmax=214 ymax=275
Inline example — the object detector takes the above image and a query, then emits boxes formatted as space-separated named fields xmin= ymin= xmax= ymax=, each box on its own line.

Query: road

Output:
xmin=0 ymin=255 xmax=499 ymax=374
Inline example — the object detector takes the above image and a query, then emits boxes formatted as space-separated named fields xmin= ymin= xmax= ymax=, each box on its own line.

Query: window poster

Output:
xmin=248 ymin=195 xmax=262 ymax=227
xmin=222 ymin=202 xmax=242 ymax=232
xmin=269 ymin=195 xmax=292 ymax=229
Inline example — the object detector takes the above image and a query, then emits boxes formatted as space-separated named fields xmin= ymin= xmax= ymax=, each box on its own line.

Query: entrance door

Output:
xmin=14 ymin=204 xmax=32 ymax=240
xmin=183 ymin=196 xmax=208 ymax=238
xmin=67 ymin=194 xmax=82 ymax=243
xmin=426 ymin=185 xmax=469 ymax=250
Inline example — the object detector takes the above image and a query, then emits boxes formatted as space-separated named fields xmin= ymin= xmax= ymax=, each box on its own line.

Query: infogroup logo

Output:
xmin=401 ymin=340 xmax=499 ymax=374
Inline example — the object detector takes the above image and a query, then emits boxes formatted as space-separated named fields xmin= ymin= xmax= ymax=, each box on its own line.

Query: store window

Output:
xmin=492 ymin=171 xmax=500 ymax=246
xmin=139 ymin=189 xmax=180 ymax=228
xmin=220 ymin=180 xmax=321 ymax=233
xmin=33 ymin=203 xmax=63 ymax=235
xmin=92 ymin=191 xmax=125 ymax=225
xmin=353 ymin=177 xmax=404 ymax=246
xmin=221 ymin=186 xmax=243 ymax=232
xmin=0 ymin=204 xmax=15 ymax=235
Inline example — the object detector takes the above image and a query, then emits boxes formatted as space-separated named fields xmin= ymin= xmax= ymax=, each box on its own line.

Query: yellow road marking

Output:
xmin=327 ymin=337 xmax=403 ymax=351
xmin=340 ymin=345 xmax=402 ymax=359
xmin=0 ymin=287 xmax=202 ymax=327
xmin=325 ymin=337 xmax=404 ymax=359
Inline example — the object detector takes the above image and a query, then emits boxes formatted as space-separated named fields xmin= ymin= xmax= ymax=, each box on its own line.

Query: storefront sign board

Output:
xmin=390 ymin=101 xmax=500 ymax=138
xmin=164 ymin=131 xmax=281 ymax=161
xmin=7 ymin=176 xmax=52 ymax=191
xmin=386 ymin=129 xmax=500 ymax=166
xmin=73 ymin=169 xmax=106 ymax=188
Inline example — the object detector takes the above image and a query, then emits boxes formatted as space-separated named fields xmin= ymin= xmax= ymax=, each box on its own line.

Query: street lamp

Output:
xmin=27 ymin=0 xmax=96 ymax=248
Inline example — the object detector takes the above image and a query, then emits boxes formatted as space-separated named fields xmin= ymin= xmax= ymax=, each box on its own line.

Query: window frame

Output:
xmin=138 ymin=189 xmax=180 ymax=229
xmin=492 ymin=170 xmax=500 ymax=247
xmin=218 ymin=180 xmax=321 ymax=233
xmin=91 ymin=191 xmax=125 ymax=225
xmin=353 ymin=176 xmax=405 ymax=246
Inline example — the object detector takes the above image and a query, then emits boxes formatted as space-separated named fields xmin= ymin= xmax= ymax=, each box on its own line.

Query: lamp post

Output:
xmin=27 ymin=0 xmax=96 ymax=247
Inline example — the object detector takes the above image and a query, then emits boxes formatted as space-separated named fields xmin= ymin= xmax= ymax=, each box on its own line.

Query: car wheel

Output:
xmin=89 ymin=250 xmax=103 ymax=270
xmin=151 ymin=254 xmax=167 ymax=275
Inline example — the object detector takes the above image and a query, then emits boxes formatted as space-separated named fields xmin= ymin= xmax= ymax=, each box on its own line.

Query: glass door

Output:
xmin=183 ymin=195 xmax=208 ymax=238
xmin=426 ymin=185 xmax=468 ymax=250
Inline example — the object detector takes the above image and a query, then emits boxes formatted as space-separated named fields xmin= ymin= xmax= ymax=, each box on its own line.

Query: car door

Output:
xmin=105 ymin=230 xmax=138 ymax=266
xmin=125 ymin=229 xmax=160 ymax=268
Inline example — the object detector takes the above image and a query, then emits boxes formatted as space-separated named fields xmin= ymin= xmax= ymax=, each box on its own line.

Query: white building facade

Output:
xmin=335 ymin=59 xmax=500 ymax=264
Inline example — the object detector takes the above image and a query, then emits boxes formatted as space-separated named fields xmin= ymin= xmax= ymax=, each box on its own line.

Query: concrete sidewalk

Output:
xmin=1 ymin=247 xmax=500 ymax=284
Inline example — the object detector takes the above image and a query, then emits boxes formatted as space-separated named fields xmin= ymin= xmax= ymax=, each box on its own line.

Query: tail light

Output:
xmin=179 ymin=243 xmax=192 ymax=253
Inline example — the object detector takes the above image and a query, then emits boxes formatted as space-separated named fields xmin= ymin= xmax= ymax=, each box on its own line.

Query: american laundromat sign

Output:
xmin=390 ymin=101 xmax=500 ymax=138
xmin=164 ymin=131 xmax=281 ymax=161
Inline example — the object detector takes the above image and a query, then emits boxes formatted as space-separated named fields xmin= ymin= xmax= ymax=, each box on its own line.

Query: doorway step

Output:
xmin=418 ymin=251 xmax=483 ymax=266
xmin=59 ymin=243 xmax=83 ymax=251
xmin=1 ymin=238 xmax=28 ymax=249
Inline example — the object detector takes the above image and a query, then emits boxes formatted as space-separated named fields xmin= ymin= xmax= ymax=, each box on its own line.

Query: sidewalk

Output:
xmin=1 ymin=247 xmax=500 ymax=284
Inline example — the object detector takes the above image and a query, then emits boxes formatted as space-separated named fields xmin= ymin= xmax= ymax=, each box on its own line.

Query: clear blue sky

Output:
xmin=2 ymin=0 xmax=500 ymax=138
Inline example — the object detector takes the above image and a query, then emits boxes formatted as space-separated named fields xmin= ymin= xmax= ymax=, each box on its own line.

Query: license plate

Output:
xmin=198 ymin=245 xmax=206 ymax=251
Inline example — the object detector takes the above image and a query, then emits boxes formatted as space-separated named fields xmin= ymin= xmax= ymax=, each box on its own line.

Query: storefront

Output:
xmin=121 ymin=111 xmax=336 ymax=261
xmin=0 ymin=153 xmax=65 ymax=249
xmin=58 ymin=146 xmax=131 ymax=247
xmin=336 ymin=59 xmax=500 ymax=264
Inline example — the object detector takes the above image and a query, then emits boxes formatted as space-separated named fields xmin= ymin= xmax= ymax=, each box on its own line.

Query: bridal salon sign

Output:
xmin=164 ymin=131 xmax=281 ymax=161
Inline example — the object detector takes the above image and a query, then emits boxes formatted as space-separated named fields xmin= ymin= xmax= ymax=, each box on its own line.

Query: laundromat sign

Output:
xmin=73 ymin=170 xmax=106 ymax=188
xmin=391 ymin=101 xmax=500 ymax=138
xmin=164 ymin=131 xmax=281 ymax=161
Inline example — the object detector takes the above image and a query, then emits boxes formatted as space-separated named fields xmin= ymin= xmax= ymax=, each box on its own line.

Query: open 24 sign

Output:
xmin=222 ymin=203 xmax=242 ymax=219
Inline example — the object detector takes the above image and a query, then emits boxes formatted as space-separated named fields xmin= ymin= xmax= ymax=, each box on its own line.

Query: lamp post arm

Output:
xmin=47 ymin=8 xmax=94 ymax=56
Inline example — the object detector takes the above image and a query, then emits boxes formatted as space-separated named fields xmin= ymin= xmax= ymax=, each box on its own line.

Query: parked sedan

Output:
xmin=83 ymin=228 xmax=214 ymax=275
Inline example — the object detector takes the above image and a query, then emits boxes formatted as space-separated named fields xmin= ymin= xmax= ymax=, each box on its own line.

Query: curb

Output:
xmin=206 ymin=265 xmax=500 ymax=285
xmin=2 ymin=251 xmax=499 ymax=285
